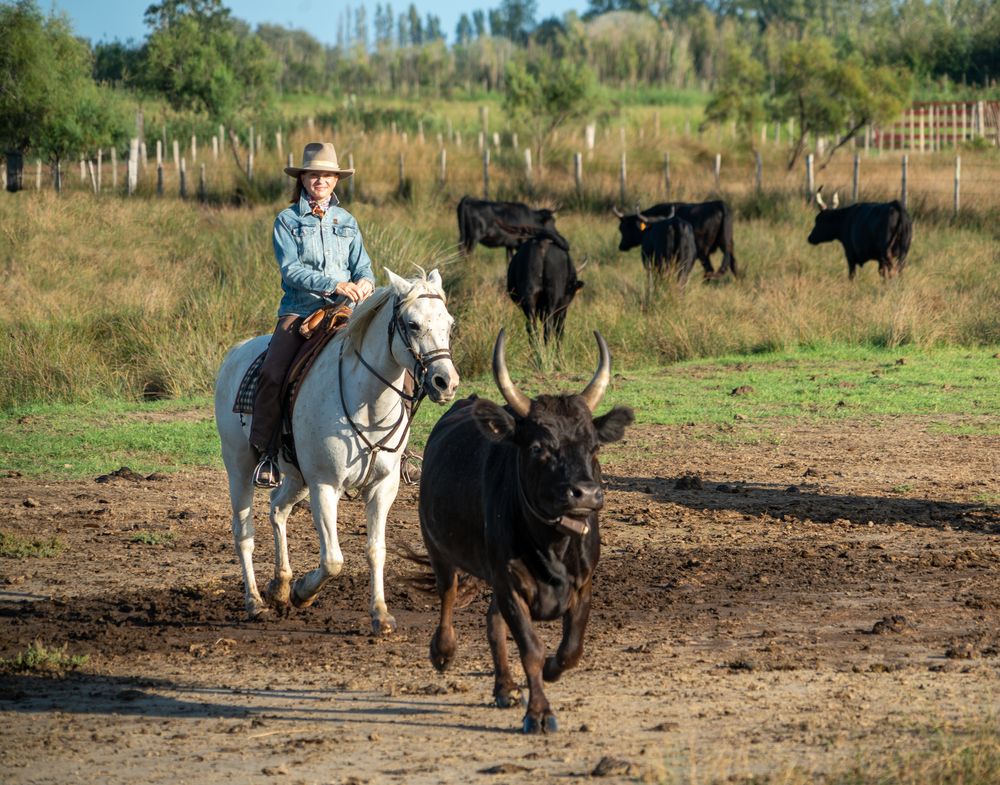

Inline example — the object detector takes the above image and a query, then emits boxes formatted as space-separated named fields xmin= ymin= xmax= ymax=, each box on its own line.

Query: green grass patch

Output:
xmin=0 ymin=344 xmax=995 ymax=480
xmin=0 ymin=531 xmax=64 ymax=558
xmin=0 ymin=641 xmax=88 ymax=674
xmin=130 ymin=531 xmax=175 ymax=546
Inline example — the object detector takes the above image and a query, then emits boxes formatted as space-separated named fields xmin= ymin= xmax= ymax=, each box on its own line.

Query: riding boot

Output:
xmin=400 ymin=371 xmax=422 ymax=486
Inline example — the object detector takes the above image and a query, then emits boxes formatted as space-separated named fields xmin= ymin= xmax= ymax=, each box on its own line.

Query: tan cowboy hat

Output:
xmin=284 ymin=141 xmax=355 ymax=178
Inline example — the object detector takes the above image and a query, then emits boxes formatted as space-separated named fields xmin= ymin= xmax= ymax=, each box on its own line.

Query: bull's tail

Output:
xmin=457 ymin=196 xmax=473 ymax=255
xmin=395 ymin=542 xmax=486 ymax=609
xmin=719 ymin=201 xmax=739 ymax=277
xmin=888 ymin=201 xmax=913 ymax=270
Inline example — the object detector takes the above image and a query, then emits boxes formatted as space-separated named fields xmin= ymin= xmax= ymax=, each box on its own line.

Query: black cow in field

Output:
xmin=613 ymin=200 xmax=738 ymax=279
xmin=808 ymin=188 xmax=913 ymax=280
xmin=506 ymin=227 xmax=584 ymax=345
xmin=418 ymin=330 xmax=634 ymax=734
xmin=634 ymin=206 xmax=698 ymax=287
xmin=457 ymin=195 xmax=557 ymax=261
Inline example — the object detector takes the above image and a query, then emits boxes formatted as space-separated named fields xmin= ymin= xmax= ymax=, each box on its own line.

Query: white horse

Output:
xmin=213 ymin=268 xmax=459 ymax=634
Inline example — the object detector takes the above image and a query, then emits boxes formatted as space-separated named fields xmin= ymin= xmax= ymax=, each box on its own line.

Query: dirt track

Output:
xmin=2 ymin=417 xmax=999 ymax=784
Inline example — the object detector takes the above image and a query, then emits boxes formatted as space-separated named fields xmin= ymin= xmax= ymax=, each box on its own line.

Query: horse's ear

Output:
xmin=384 ymin=268 xmax=409 ymax=293
xmin=427 ymin=269 xmax=443 ymax=289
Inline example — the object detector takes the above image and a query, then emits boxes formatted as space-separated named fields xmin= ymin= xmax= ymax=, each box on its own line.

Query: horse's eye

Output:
xmin=408 ymin=321 xmax=420 ymax=332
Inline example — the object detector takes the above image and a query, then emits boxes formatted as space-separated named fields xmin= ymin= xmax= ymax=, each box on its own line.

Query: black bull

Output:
xmin=614 ymin=200 xmax=739 ymax=278
xmin=636 ymin=211 xmax=698 ymax=286
xmin=457 ymin=196 xmax=556 ymax=260
xmin=506 ymin=228 xmax=583 ymax=345
xmin=807 ymin=200 xmax=913 ymax=280
xmin=418 ymin=330 xmax=634 ymax=734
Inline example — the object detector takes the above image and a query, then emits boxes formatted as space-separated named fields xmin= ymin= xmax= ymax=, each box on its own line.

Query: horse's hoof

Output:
xmin=495 ymin=687 xmax=523 ymax=709
xmin=290 ymin=584 xmax=316 ymax=609
xmin=264 ymin=579 xmax=292 ymax=607
xmin=246 ymin=600 xmax=270 ymax=620
xmin=371 ymin=615 xmax=397 ymax=636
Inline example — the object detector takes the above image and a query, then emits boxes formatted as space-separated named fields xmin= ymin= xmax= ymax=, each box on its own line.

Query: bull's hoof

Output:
xmin=494 ymin=686 xmax=523 ymax=709
xmin=522 ymin=712 xmax=558 ymax=734
xmin=430 ymin=629 xmax=456 ymax=672
xmin=371 ymin=614 xmax=397 ymax=636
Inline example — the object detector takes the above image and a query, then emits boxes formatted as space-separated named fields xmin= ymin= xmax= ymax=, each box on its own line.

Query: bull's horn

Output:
xmin=580 ymin=331 xmax=611 ymax=413
xmin=611 ymin=205 xmax=624 ymax=218
xmin=636 ymin=211 xmax=651 ymax=223
xmin=831 ymin=190 xmax=840 ymax=209
xmin=815 ymin=185 xmax=827 ymax=210
xmin=492 ymin=328 xmax=531 ymax=418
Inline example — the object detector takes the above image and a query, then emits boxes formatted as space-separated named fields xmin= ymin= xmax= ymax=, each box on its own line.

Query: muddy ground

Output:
xmin=1 ymin=416 xmax=998 ymax=785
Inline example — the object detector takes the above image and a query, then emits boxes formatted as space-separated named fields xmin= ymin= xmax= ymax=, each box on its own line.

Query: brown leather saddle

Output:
xmin=233 ymin=304 xmax=352 ymax=419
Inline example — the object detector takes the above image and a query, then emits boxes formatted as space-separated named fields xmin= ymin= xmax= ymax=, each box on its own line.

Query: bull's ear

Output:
xmin=472 ymin=398 xmax=516 ymax=442
xmin=594 ymin=406 xmax=634 ymax=444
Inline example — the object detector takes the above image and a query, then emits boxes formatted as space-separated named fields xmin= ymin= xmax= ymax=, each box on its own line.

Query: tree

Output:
xmin=141 ymin=0 xmax=278 ymax=120
xmin=503 ymin=54 xmax=594 ymax=174
xmin=456 ymin=13 xmax=473 ymax=45
xmin=771 ymin=37 xmax=911 ymax=169
xmin=0 ymin=0 xmax=128 ymax=191
xmin=702 ymin=40 xmax=767 ymax=150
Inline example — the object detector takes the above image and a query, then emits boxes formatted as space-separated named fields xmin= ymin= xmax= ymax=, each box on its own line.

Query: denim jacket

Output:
xmin=272 ymin=193 xmax=375 ymax=317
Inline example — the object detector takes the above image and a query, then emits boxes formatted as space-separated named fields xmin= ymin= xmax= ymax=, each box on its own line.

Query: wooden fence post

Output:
xmin=247 ymin=146 xmax=253 ymax=181
xmin=35 ymin=159 xmax=42 ymax=191
xmin=953 ymin=156 xmax=961 ymax=217
xmin=191 ymin=135 xmax=197 ymax=162
xmin=714 ymin=153 xmax=721 ymax=190
xmin=663 ymin=151 xmax=671 ymax=198
xmin=512 ymin=132 xmax=518 ymax=151
xmin=198 ymin=163 xmax=207 ymax=202
xmin=86 ymin=159 xmax=97 ymax=194
xmin=805 ymin=153 xmax=814 ymax=201
xmin=900 ymin=154 xmax=908 ymax=209
xmin=573 ymin=152 xmax=583 ymax=195
xmin=80 ymin=155 xmax=85 ymax=182
xmin=179 ymin=157 xmax=187 ymax=199
xmin=111 ymin=147 xmax=117 ymax=190
xmin=755 ymin=150 xmax=763 ymax=194
xmin=127 ymin=138 xmax=138 ymax=195
xmin=54 ymin=160 xmax=62 ymax=194
xmin=619 ymin=151 xmax=627 ymax=206
xmin=523 ymin=148 xmax=532 ymax=184
xmin=156 ymin=163 xmax=164 ymax=197
xmin=398 ymin=152 xmax=405 ymax=193
xmin=275 ymin=130 xmax=282 ymax=157
xmin=172 ymin=139 xmax=179 ymax=171
xmin=140 ymin=141 xmax=147 ymax=169
xmin=852 ymin=154 xmax=860 ymax=202
xmin=97 ymin=149 xmax=103 ymax=192
xmin=482 ymin=148 xmax=490 ymax=199
xmin=439 ymin=148 xmax=447 ymax=185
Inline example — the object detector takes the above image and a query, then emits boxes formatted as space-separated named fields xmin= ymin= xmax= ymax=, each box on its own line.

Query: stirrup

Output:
xmin=400 ymin=450 xmax=422 ymax=486
xmin=252 ymin=455 xmax=281 ymax=489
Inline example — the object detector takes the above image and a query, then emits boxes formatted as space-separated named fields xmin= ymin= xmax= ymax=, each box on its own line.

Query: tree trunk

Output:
xmin=5 ymin=150 xmax=24 ymax=192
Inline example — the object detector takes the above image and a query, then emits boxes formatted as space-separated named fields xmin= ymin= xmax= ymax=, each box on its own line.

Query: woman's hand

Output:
xmin=334 ymin=279 xmax=373 ymax=303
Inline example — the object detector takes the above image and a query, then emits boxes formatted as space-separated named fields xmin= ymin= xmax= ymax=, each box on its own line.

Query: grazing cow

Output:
xmin=808 ymin=188 xmax=913 ymax=280
xmin=635 ymin=206 xmax=698 ymax=287
xmin=457 ymin=195 xmax=557 ymax=261
xmin=613 ymin=200 xmax=738 ymax=278
xmin=418 ymin=330 xmax=634 ymax=733
xmin=506 ymin=227 xmax=584 ymax=345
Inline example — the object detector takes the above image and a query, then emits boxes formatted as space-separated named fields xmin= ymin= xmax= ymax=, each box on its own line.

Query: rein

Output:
xmin=338 ymin=291 xmax=450 ymax=496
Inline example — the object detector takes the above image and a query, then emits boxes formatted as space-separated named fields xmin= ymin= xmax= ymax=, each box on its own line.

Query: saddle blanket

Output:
xmin=233 ymin=349 xmax=267 ymax=415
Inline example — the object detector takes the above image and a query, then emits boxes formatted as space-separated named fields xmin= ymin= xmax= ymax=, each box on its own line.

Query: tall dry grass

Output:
xmin=1 ymin=118 xmax=998 ymax=409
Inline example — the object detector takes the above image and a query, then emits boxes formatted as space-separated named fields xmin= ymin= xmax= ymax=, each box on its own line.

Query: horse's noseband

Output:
xmin=389 ymin=292 xmax=453 ymax=395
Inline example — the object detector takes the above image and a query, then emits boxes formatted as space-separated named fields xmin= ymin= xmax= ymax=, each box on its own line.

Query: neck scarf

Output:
xmin=308 ymin=196 xmax=331 ymax=218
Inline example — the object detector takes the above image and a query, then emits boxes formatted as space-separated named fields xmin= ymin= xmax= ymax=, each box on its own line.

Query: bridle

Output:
xmin=338 ymin=290 xmax=452 ymax=495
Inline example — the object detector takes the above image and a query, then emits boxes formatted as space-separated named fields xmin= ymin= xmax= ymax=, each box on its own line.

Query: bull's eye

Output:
xmin=529 ymin=443 xmax=548 ymax=459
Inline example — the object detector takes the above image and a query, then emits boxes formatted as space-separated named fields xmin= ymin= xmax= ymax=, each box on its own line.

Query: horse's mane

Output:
xmin=342 ymin=269 xmax=444 ymax=352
